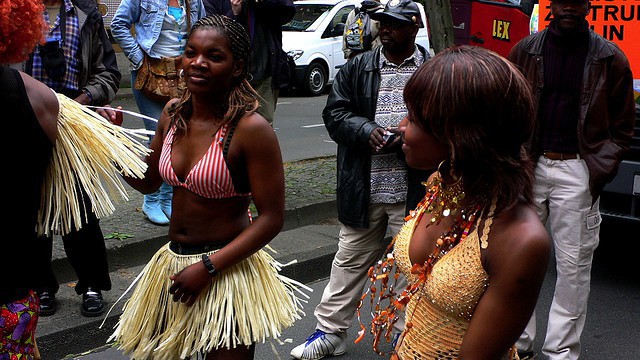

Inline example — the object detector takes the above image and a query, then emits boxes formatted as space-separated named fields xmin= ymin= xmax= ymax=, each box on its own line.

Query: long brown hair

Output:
xmin=403 ymin=45 xmax=536 ymax=211
xmin=168 ymin=15 xmax=261 ymax=138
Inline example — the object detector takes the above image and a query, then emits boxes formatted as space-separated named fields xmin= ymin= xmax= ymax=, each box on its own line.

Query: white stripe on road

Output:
xmin=302 ymin=124 xmax=325 ymax=128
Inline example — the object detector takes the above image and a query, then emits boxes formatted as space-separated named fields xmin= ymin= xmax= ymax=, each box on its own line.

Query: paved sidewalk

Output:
xmin=39 ymin=155 xmax=341 ymax=359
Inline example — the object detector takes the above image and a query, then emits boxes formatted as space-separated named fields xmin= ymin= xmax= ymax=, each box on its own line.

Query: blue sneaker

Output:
xmin=142 ymin=202 xmax=169 ymax=225
xmin=159 ymin=182 xmax=173 ymax=219
xmin=160 ymin=202 xmax=172 ymax=219
xmin=290 ymin=330 xmax=346 ymax=360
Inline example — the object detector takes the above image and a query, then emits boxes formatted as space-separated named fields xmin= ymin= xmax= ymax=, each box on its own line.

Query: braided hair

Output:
xmin=169 ymin=15 xmax=261 ymax=138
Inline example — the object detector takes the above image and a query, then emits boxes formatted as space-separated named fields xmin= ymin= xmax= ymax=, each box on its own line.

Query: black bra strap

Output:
xmin=222 ymin=120 xmax=238 ymax=159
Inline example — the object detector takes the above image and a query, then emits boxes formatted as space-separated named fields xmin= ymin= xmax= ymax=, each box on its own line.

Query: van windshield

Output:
xmin=282 ymin=4 xmax=333 ymax=31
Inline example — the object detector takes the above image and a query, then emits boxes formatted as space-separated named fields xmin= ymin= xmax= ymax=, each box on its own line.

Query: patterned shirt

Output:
xmin=370 ymin=46 xmax=424 ymax=204
xmin=32 ymin=0 xmax=82 ymax=95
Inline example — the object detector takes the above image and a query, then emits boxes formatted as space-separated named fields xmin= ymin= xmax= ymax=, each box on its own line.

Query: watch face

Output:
xmin=202 ymin=254 xmax=216 ymax=274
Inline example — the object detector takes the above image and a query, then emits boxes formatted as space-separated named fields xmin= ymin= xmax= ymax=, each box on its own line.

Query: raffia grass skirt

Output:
xmin=108 ymin=243 xmax=310 ymax=359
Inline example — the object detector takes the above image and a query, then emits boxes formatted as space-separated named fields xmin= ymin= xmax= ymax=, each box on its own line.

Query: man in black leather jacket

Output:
xmin=290 ymin=1 xmax=430 ymax=358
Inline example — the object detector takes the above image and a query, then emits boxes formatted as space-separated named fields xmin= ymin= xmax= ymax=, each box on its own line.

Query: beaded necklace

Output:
xmin=355 ymin=173 xmax=494 ymax=355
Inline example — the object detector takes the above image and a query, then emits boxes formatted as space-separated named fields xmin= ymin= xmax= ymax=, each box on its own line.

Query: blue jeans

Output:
xmin=131 ymin=69 xmax=165 ymax=143
xmin=131 ymin=70 xmax=173 ymax=219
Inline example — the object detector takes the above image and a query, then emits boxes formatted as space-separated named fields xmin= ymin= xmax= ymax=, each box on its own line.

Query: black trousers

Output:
xmin=36 ymin=190 xmax=111 ymax=295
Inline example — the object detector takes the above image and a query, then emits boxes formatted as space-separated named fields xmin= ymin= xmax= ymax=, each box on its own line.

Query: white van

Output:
xmin=283 ymin=0 xmax=430 ymax=96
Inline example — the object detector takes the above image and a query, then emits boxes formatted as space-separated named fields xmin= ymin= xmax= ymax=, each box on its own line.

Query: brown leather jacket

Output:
xmin=508 ymin=27 xmax=636 ymax=199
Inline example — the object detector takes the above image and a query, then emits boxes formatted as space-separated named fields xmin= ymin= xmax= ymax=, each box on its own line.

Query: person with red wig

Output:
xmin=0 ymin=0 xmax=59 ymax=358
xmin=10 ymin=0 xmax=122 ymax=318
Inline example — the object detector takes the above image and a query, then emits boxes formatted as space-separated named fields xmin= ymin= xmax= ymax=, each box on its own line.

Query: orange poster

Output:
xmin=537 ymin=0 xmax=640 ymax=79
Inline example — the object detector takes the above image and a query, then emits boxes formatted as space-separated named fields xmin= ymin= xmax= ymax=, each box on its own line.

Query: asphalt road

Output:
xmin=69 ymin=221 xmax=639 ymax=360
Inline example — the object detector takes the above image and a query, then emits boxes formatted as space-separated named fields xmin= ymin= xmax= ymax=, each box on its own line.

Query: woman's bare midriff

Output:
xmin=168 ymin=187 xmax=252 ymax=245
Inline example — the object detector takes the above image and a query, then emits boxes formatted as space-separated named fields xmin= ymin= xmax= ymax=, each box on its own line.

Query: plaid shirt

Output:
xmin=32 ymin=0 xmax=82 ymax=95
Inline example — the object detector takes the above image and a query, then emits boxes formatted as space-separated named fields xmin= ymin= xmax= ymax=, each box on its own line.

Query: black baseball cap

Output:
xmin=370 ymin=0 xmax=422 ymax=25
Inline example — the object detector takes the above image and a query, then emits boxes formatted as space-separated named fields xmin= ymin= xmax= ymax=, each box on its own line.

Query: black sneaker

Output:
xmin=37 ymin=291 xmax=57 ymax=316
xmin=81 ymin=288 xmax=104 ymax=317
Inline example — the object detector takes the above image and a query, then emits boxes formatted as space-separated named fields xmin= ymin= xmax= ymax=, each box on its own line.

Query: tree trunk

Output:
xmin=422 ymin=0 xmax=455 ymax=54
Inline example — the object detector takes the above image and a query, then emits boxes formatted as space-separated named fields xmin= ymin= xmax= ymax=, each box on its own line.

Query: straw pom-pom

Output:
xmin=37 ymin=93 xmax=150 ymax=236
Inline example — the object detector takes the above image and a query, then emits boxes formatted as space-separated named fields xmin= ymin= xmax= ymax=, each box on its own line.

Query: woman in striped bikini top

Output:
xmin=114 ymin=15 xmax=293 ymax=360
xmin=159 ymin=122 xmax=251 ymax=199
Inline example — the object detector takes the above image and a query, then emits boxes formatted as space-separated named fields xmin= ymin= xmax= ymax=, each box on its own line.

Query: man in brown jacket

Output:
xmin=507 ymin=0 xmax=635 ymax=358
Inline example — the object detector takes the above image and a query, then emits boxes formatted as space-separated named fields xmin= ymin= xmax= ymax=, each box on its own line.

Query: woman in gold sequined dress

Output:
xmin=362 ymin=46 xmax=552 ymax=360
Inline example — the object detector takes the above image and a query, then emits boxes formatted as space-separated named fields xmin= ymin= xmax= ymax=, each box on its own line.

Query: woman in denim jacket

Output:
xmin=111 ymin=0 xmax=206 ymax=225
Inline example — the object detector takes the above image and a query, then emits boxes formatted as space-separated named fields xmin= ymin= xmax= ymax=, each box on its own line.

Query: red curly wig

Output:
xmin=0 ymin=0 xmax=46 ymax=64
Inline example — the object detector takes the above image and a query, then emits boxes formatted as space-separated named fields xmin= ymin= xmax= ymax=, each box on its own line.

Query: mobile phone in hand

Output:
xmin=383 ymin=131 xmax=397 ymax=144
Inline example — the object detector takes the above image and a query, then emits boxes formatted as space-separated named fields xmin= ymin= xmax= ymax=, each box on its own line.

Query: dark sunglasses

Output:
xmin=379 ymin=20 xmax=412 ymax=30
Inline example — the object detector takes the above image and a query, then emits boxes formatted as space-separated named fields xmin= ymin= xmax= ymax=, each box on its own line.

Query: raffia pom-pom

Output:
xmin=37 ymin=93 xmax=150 ymax=236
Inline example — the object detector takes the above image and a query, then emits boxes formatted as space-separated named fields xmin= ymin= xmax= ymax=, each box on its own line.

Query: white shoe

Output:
xmin=290 ymin=330 xmax=346 ymax=360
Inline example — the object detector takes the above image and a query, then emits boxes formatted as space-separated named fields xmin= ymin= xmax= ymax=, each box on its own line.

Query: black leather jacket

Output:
xmin=508 ymin=27 xmax=635 ymax=199
xmin=323 ymin=45 xmax=430 ymax=228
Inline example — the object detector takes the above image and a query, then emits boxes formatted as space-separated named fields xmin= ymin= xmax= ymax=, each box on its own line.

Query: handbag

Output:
xmin=134 ymin=55 xmax=186 ymax=103
xmin=133 ymin=0 xmax=190 ymax=103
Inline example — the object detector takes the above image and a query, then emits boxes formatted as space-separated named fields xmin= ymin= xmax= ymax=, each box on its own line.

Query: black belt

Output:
xmin=542 ymin=151 xmax=580 ymax=160
xmin=169 ymin=241 xmax=228 ymax=255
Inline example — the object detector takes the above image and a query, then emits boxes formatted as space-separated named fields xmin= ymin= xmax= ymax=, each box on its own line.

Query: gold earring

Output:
xmin=449 ymin=158 xmax=459 ymax=182
xmin=437 ymin=158 xmax=462 ymax=186
xmin=437 ymin=159 xmax=448 ymax=175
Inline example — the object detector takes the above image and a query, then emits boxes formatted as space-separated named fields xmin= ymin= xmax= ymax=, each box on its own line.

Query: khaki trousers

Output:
xmin=315 ymin=202 xmax=407 ymax=336
xmin=517 ymin=156 xmax=601 ymax=360
xmin=250 ymin=76 xmax=278 ymax=125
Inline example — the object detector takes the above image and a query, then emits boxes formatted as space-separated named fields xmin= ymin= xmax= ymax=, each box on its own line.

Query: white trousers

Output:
xmin=517 ymin=156 xmax=601 ymax=360
xmin=315 ymin=202 xmax=406 ymax=336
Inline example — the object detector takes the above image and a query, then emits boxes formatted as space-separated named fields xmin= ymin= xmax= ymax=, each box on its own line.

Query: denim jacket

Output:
xmin=111 ymin=0 xmax=206 ymax=67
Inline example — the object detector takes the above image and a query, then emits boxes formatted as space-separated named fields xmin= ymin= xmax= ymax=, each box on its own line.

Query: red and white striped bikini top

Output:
xmin=159 ymin=123 xmax=250 ymax=199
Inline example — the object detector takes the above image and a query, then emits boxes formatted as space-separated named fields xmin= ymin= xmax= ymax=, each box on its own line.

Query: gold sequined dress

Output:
xmin=393 ymin=200 xmax=512 ymax=359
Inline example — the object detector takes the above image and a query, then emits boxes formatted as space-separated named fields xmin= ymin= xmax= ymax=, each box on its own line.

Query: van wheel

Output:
xmin=304 ymin=62 xmax=327 ymax=96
